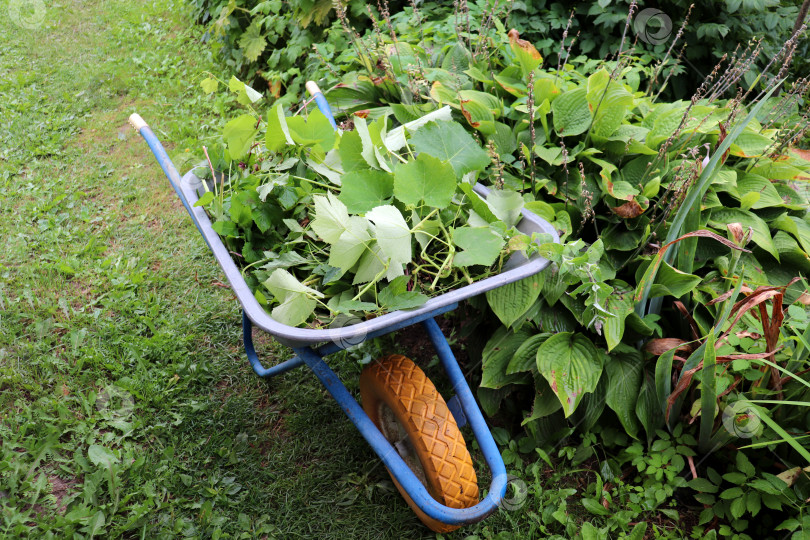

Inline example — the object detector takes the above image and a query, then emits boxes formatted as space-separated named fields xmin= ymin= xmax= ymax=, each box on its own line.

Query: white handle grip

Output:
xmin=129 ymin=113 xmax=148 ymax=132
xmin=305 ymin=81 xmax=322 ymax=97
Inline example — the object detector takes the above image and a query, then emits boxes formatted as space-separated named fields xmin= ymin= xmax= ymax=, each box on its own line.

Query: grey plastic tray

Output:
xmin=178 ymin=169 xmax=559 ymax=348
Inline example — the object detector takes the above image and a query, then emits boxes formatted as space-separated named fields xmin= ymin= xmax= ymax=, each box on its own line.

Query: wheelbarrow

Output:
xmin=128 ymin=83 xmax=558 ymax=532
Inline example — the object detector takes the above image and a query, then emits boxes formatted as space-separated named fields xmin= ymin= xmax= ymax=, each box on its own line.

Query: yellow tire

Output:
xmin=359 ymin=354 xmax=479 ymax=532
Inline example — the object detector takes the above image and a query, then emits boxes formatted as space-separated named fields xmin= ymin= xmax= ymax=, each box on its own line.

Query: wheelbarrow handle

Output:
xmin=128 ymin=112 xmax=209 ymax=245
xmin=305 ymin=80 xmax=338 ymax=130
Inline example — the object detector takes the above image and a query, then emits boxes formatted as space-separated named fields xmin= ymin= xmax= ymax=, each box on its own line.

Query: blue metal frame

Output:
xmin=130 ymin=90 xmax=523 ymax=526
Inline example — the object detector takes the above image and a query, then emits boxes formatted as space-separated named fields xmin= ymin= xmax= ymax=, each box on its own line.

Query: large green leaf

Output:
xmin=393 ymin=153 xmax=457 ymax=208
xmin=452 ymin=227 xmax=505 ymax=267
xmin=265 ymin=103 xmax=293 ymax=152
xmin=507 ymin=333 xmax=550 ymax=374
xmin=328 ymin=216 xmax=372 ymax=273
xmin=586 ymin=69 xmax=634 ymax=138
xmin=636 ymin=372 xmax=664 ymax=443
xmin=552 ymin=87 xmax=592 ymax=137
xmin=485 ymin=189 xmax=524 ymax=228
xmin=338 ymin=130 xmax=370 ymax=172
xmin=366 ymin=205 xmax=411 ymax=278
xmin=310 ymin=192 xmax=350 ymax=244
xmin=409 ymin=121 xmax=491 ymax=177
xmin=521 ymin=375 xmax=562 ymax=425
xmin=480 ymin=326 xmax=534 ymax=389
xmin=338 ymin=170 xmax=394 ymax=213
xmin=264 ymin=269 xmax=323 ymax=326
xmin=286 ymin=108 xmax=336 ymax=151
xmin=536 ymin=332 xmax=604 ymax=417
xmin=605 ymin=347 xmax=643 ymax=439
xmin=648 ymin=260 xmax=702 ymax=298
xmin=222 ymin=114 xmax=258 ymax=160
xmin=486 ymin=274 xmax=543 ymax=328
xmin=603 ymin=281 xmax=634 ymax=351
xmin=772 ymin=214 xmax=810 ymax=254
xmin=708 ymin=207 xmax=778 ymax=260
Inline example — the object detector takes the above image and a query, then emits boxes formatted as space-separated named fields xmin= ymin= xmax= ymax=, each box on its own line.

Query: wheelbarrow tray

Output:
xmin=178 ymin=168 xmax=559 ymax=348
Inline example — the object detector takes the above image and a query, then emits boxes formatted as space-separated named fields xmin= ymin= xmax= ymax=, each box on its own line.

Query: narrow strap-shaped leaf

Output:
xmin=699 ymin=331 xmax=717 ymax=453
xmin=637 ymin=81 xmax=784 ymax=317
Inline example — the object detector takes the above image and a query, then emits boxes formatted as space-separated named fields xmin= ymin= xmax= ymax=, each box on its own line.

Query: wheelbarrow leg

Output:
xmin=243 ymin=312 xmax=305 ymax=377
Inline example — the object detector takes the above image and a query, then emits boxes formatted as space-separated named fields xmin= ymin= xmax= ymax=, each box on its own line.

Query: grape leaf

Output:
xmin=485 ymin=189 xmax=524 ymax=228
xmin=264 ymin=269 xmax=322 ymax=326
xmin=338 ymin=170 xmax=394 ymax=213
xmin=452 ymin=227 xmax=505 ymax=267
xmin=366 ymin=205 xmax=411 ymax=278
xmin=222 ymin=114 xmax=258 ymax=160
xmin=409 ymin=120 xmax=491 ymax=176
xmin=311 ymin=192 xmax=350 ymax=244
xmin=286 ymin=108 xmax=336 ymax=151
xmin=329 ymin=216 xmax=372 ymax=272
xmin=378 ymin=275 xmax=428 ymax=310
xmin=265 ymin=103 xmax=293 ymax=152
xmin=393 ymin=153 xmax=456 ymax=208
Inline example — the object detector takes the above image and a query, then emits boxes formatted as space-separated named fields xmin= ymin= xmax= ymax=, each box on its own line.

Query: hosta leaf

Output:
xmin=603 ymin=281 xmax=634 ymax=351
xmin=366 ymin=205 xmax=411 ymax=277
xmin=732 ymin=174 xmax=784 ymax=209
xmin=393 ymin=153 xmax=457 ymax=207
xmin=536 ymin=332 xmax=604 ymax=417
xmin=507 ymin=333 xmax=550 ymax=374
xmin=487 ymin=274 xmax=543 ymax=328
xmin=551 ymin=87 xmax=592 ymax=137
xmin=222 ymin=114 xmax=258 ymax=160
xmin=636 ymin=372 xmax=664 ymax=442
xmin=328 ymin=216 xmax=372 ymax=272
xmin=605 ymin=347 xmax=643 ymax=439
xmin=409 ymin=121 xmax=491 ymax=177
xmin=485 ymin=189 xmax=524 ymax=228
xmin=452 ymin=227 xmax=505 ymax=267
xmin=338 ymin=170 xmax=394 ymax=213
xmin=648 ymin=260 xmax=702 ymax=298
xmin=708 ymin=207 xmax=778 ymax=260
xmin=481 ymin=326 xmax=534 ymax=389
xmin=311 ymin=192 xmax=350 ymax=244
xmin=729 ymin=131 xmax=773 ymax=157
xmin=521 ymin=375 xmax=562 ymax=424
xmin=772 ymin=214 xmax=810 ymax=254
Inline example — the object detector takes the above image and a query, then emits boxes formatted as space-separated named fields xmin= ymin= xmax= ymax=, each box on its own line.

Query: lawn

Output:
xmin=0 ymin=0 xmax=486 ymax=537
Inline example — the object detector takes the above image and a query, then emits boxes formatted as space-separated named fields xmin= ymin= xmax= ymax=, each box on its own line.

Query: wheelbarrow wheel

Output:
xmin=359 ymin=354 xmax=478 ymax=533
